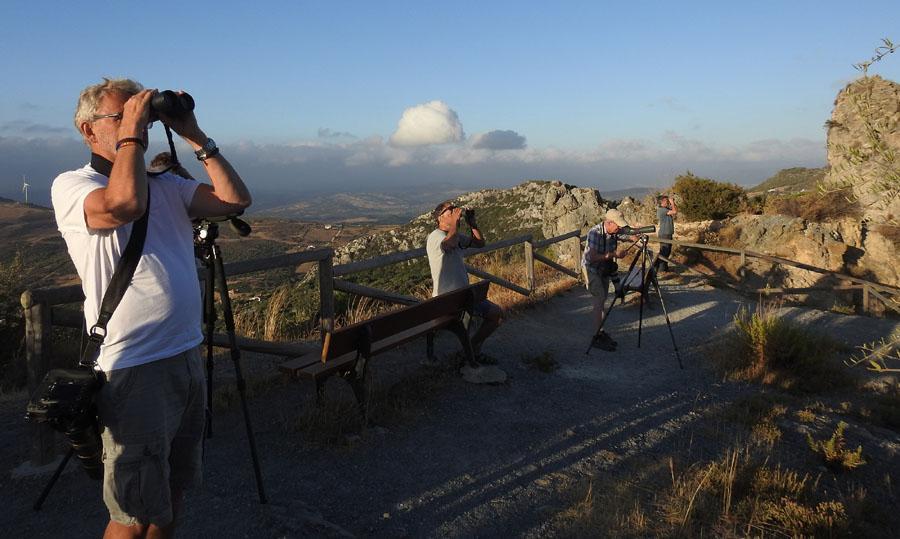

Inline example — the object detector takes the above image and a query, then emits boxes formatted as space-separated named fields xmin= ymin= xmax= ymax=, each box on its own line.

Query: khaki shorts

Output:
xmin=98 ymin=347 xmax=206 ymax=527
xmin=583 ymin=266 xmax=610 ymax=297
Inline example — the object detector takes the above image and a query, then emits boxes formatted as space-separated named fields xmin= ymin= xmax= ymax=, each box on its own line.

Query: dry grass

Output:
xmin=714 ymin=300 xmax=857 ymax=393
xmin=556 ymin=443 xmax=884 ymax=538
xmin=276 ymin=363 xmax=457 ymax=447
xmin=719 ymin=394 xmax=788 ymax=447
xmin=470 ymin=249 xmax=579 ymax=313
xmin=876 ymin=224 xmax=900 ymax=248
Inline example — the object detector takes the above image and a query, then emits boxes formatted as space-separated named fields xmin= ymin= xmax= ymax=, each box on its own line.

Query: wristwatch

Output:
xmin=194 ymin=138 xmax=219 ymax=161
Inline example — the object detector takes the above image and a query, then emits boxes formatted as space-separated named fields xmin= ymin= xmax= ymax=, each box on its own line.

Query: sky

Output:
xmin=1 ymin=1 xmax=898 ymax=207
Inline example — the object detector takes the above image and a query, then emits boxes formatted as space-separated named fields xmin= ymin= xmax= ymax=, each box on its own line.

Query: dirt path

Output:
xmin=3 ymin=277 xmax=897 ymax=537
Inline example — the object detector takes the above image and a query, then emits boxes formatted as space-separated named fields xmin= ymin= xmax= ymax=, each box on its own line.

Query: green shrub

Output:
xmin=807 ymin=421 xmax=866 ymax=472
xmin=673 ymin=172 xmax=747 ymax=221
xmin=765 ymin=189 xmax=860 ymax=222
xmin=719 ymin=301 xmax=855 ymax=393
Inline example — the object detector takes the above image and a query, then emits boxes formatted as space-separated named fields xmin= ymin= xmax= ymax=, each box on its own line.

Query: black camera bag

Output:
xmin=26 ymin=190 xmax=149 ymax=479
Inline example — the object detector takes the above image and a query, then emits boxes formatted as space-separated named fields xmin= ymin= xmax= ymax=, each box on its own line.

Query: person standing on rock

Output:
xmin=656 ymin=194 xmax=677 ymax=272
xmin=583 ymin=208 xmax=631 ymax=351
xmin=426 ymin=201 xmax=503 ymax=366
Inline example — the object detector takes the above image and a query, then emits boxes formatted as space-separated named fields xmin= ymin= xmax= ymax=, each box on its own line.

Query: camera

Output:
xmin=150 ymin=90 xmax=194 ymax=121
xmin=26 ymin=368 xmax=103 ymax=479
xmin=464 ymin=208 xmax=475 ymax=221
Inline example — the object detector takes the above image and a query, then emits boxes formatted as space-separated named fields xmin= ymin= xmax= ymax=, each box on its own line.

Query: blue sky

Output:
xmin=1 ymin=1 xmax=898 ymax=206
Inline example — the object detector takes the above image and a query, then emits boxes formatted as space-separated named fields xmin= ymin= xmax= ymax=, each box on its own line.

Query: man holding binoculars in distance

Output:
xmin=51 ymin=78 xmax=251 ymax=538
xmin=426 ymin=201 xmax=503 ymax=364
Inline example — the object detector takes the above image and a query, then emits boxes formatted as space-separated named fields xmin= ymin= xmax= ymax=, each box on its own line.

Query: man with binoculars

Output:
xmin=51 ymin=78 xmax=251 ymax=538
xmin=426 ymin=201 xmax=503 ymax=366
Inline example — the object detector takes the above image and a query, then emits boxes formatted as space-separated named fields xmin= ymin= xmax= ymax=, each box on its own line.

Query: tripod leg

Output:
xmin=33 ymin=447 xmax=74 ymax=511
xmin=213 ymin=246 xmax=268 ymax=504
xmin=637 ymin=247 xmax=647 ymax=348
xmin=651 ymin=271 xmax=683 ymax=369
xmin=204 ymin=259 xmax=216 ymax=439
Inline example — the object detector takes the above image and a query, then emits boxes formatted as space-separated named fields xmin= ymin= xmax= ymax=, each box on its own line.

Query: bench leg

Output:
xmin=426 ymin=331 xmax=436 ymax=361
xmin=342 ymin=357 xmax=369 ymax=419
xmin=315 ymin=378 xmax=326 ymax=406
xmin=448 ymin=319 xmax=477 ymax=368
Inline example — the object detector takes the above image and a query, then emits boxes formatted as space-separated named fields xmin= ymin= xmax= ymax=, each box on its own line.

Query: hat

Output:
xmin=605 ymin=208 xmax=630 ymax=228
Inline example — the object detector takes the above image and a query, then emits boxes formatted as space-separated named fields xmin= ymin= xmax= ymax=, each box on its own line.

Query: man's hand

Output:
xmin=615 ymin=249 xmax=627 ymax=258
xmin=117 ymin=90 xmax=153 ymax=139
xmin=156 ymin=90 xmax=206 ymax=146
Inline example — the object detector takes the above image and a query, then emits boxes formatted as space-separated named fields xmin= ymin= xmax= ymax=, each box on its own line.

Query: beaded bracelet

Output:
xmin=115 ymin=137 xmax=146 ymax=152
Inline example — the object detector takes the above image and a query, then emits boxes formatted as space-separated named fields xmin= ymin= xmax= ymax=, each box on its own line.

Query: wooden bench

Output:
xmin=279 ymin=280 xmax=490 ymax=410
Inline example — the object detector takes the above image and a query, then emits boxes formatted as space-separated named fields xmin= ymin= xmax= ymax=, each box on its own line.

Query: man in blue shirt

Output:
xmin=582 ymin=209 xmax=630 ymax=350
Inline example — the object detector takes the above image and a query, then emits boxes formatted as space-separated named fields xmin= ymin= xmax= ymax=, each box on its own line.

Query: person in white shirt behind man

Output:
xmin=426 ymin=201 xmax=503 ymax=366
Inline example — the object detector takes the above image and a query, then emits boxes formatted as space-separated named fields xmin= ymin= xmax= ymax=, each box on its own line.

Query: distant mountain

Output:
xmin=601 ymin=186 xmax=657 ymax=201
xmin=750 ymin=167 xmax=827 ymax=194
xmin=253 ymin=186 xmax=471 ymax=225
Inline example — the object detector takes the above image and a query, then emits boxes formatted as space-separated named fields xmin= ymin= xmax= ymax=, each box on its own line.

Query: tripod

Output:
xmin=585 ymin=235 xmax=683 ymax=369
xmin=195 ymin=218 xmax=268 ymax=503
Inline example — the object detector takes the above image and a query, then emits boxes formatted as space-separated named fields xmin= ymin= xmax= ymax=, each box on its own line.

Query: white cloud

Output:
xmin=470 ymin=129 xmax=527 ymax=150
xmin=389 ymin=100 xmax=465 ymax=147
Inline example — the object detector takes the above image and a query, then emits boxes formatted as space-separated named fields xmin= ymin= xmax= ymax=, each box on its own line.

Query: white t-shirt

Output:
xmin=426 ymin=229 xmax=471 ymax=297
xmin=51 ymin=163 xmax=203 ymax=372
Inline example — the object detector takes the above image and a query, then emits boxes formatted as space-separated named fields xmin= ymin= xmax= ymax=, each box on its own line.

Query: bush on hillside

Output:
xmin=672 ymin=172 xmax=747 ymax=221
xmin=0 ymin=253 xmax=27 ymax=389
xmin=765 ymin=189 xmax=860 ymax=222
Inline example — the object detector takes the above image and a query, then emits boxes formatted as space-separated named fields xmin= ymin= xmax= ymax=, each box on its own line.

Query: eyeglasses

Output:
xmin=91 ymin=112 xmax=153 ymax=129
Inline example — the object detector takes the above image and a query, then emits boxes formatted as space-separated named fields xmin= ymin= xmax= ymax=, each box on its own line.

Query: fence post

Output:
xmin=21 ymin=290 xmax=57 ymax=466
xmin=524 ymin=240 xmax=535 ymax=292
xmin=318 ymin=255 xmax=335 ymax=342
xmin=862 ymin=284 xmax=870 ymax=314
xmin=572 ymin=236 xmax=582 ymax=275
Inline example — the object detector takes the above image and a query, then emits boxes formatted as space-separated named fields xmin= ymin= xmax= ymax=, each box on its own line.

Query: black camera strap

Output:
xmin=79 ymin=188 xmax=150 ymax=369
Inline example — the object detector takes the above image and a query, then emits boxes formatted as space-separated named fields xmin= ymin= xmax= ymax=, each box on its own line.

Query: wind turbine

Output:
xmin=22 ymin=176 xmax=30 ymax=205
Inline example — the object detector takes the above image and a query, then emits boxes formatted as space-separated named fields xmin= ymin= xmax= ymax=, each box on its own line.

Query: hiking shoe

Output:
xmin=597 ymin=331 xmax=618 ymax=347
xmin=591 ymin=335 xmax=616 ymax=351
xmin=460 ymin=364 xmax=508 ymax=384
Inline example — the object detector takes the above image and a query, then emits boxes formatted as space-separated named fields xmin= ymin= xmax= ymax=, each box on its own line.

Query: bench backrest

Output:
xmin=322 ymin=280 xmax=489 ymax=361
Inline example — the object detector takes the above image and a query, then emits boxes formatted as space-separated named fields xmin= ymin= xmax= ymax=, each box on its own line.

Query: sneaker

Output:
xmin=591 ymin=335 xmax=616 ymax=351
xmin=597 ymin=331 xmax=618 ymax=347
xmin=460 ymin=364 xmax=508 ymax=384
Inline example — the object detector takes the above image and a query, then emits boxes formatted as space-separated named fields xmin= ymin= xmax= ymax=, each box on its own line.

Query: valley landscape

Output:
xmin=1 ymin=8 xmax=899 ymax=537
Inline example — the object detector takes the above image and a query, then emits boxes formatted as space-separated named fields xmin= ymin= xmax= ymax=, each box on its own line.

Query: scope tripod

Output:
xmin=585 ymin=235 xmax=683 ymax=369
xmin=195 ymin=218 xmax=267 ymax=504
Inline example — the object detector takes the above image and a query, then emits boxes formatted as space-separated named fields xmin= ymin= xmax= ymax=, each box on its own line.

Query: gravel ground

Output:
xmin=2 ymin=276 xmax=897 ymax=537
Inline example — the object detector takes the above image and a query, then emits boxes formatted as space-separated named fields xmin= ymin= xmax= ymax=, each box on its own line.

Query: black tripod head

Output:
xmin=194 ymin=213 xmax=251 ymax=245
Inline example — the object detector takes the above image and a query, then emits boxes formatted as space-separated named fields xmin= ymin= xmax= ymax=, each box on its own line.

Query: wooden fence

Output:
xmin=20 ymin=230 xmax=899 ymax=466
xmin=19 ymin=231 xmax=582 ymax=466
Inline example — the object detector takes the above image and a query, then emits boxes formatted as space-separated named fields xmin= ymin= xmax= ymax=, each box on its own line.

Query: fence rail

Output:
xmin=19 ymin=229 xmax=900 ymax=466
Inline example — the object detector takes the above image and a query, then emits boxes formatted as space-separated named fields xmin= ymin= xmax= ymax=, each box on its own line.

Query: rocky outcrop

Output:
xmin=676 ymin=214 xmax=899 ymax=289
xmin=824 ymin=75 xmax=900 ymax=224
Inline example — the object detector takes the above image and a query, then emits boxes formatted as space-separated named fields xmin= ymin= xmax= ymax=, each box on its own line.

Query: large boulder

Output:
xmin=824 ymin=75 xmax=900 ymax=225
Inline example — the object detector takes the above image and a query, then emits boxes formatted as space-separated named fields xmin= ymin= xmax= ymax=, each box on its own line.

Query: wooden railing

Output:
xmin=19 ymin=232 xmax=582 ymax=466
xmin=20 ymin=229 xmax=899 ymax=466
xmin=650 ymin=237 xmax=900 ymax=315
